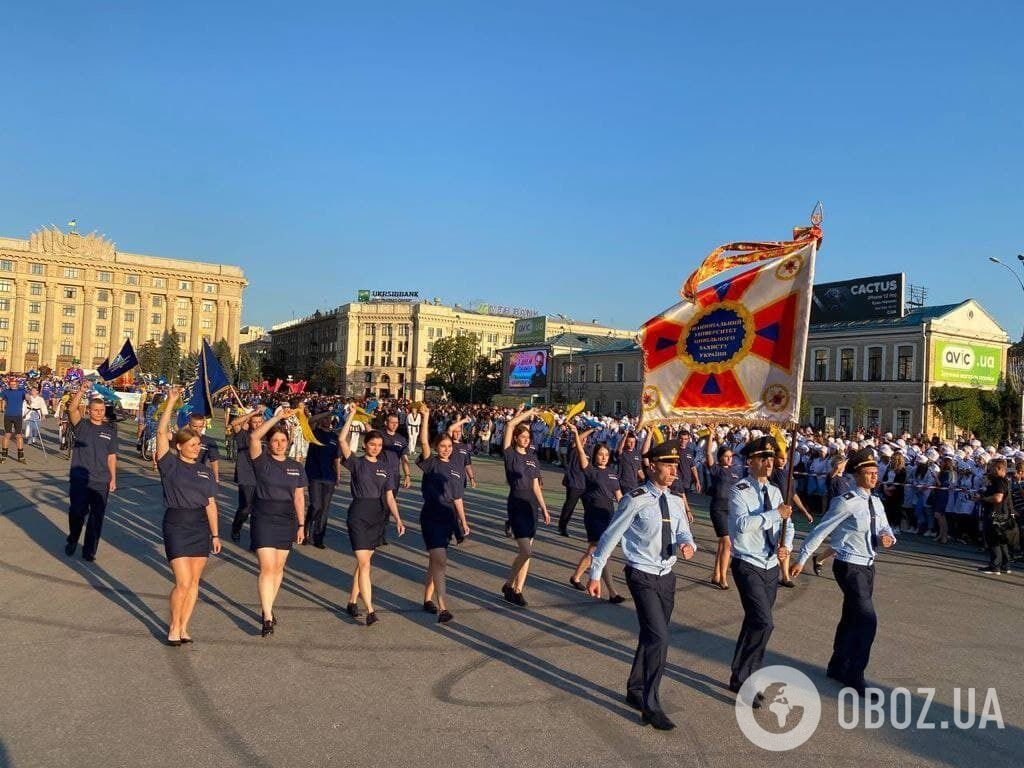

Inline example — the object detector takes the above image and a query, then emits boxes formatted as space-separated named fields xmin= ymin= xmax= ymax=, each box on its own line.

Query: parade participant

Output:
xmin=770 ymin=451 xmax=812 ymax=588
xmin=792 ymin=448 xmax=896 ymax=695
xmin=586 ymin=440 xmax=696 ymax=731
xmin=155 ymin=387 xmax=220 ymax=646
xmin=187 ymin=412 xmax=221 ymax=484
xmin=1 ymin=376 xmax=27 ymax=463
xmin=706 ymin=434 xmax=744 ymax=590
xmin=228 ymin=408 xmax=264 ymax=544
xmin=302 ymin=407 xmax=342 ymax=549
xmin=64 ymin=384 xmax=119 ymax=561
xmin=445 ymin=415 xmax=478 ymax=489
xmin=558 ymin=426 xmax=594 ymax=536
xmin=248 ymin=406 xmax=308 ymax=637
xmin=977 ymin=457 xmax=1013 ymax=575
xmin=339 ymin=410 xmax=405 ymax=626
xmin=501 ymin=407 xmax=551 ymax=607
xmin=881 ymin=450 xmax=907 ymax=534
xmin=567 ymin=424 xmax=624 ymax=601
xmin=727 ymin=436 xmax=794 ymax=695
xmin=380 ymin=412 xmax=411 ymax=544
xmin=416 ymin=405 xmax=470 ymax=623
xmin=616 ymin=431 xmax=644 ymax=493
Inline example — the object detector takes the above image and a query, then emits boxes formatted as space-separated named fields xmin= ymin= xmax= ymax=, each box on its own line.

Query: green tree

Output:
xmin=237 ymin=350 xmax=260 ymax=387
xmin=850 ymin=394 xmax=869 ymax=431
xmin=310 ymin=359 xmax=340 ymax=393
xmin=427 ymin=334 xmax=479 ymax=401
xmin=471 ymin=355 xmax=503 ymax=403
xmin=212 ymin=338 xmax=236 ymax=383
xmin=138 ymin=339 xmax=160 ymax=375
xmin=178 ymin=351 xmax=199 ymax=384
xmin=158 ymin=331 xmax=181 ymax=382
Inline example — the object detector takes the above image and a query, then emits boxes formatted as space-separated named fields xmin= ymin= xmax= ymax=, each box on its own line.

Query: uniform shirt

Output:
xmin=728 ymin=477 xmax=795 ymax=569
xmin=158 ymin=452 xmax=217 ymax=509
xmin=342 ymin=454 xmax=391 ymax=499
xmin=380 ymin=431 xmax=408 ymax=476
xmin=504 ymin=448 xmax=540 ymax=493
xmin=671 ymin=450 xmax=698 ymax=495
xmin=589 ymin=481 xmax=696 ymax=579
xmin=233 ymin=429 xmax=260 ymax=486
xmin=70 ymin=419 xmax=119 ymax=488
xmin=305 ymin=428 xmax=341 ymax=484
xmin=583 ymin=464 xmax=620 ymax=510
xmin=617 ymin=445 xmax=642 ymax=492
xmin=797 ymin=486 xmax=896 ymax=567
xmin=197 ymin=434 xmax=221 ymax=466
xmin=709 ymin=464 xmax=745 ymax=511
xmin=449 ymin=441 xmax=473 ymax=475
xmin=253 ymin=452 xmax=308 ymax=502
xmin=416 ymin=454 xmax=464 ymax=510
xmin=563 ymin=442 xmax=587 ymax=490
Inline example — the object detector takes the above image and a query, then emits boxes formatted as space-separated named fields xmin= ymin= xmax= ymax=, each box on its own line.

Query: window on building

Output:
xmin=364 ymin=340 xmax=373 ymax=352
xmin=97 ymin=307 xmax=108 ymax=320
xmin=426 ymin=342 xmax=434 ymax=353
xmin=380 ymin=356 xmax=386 ymax=366
xmin=175 ymin=332 xmax=186 ymax=343
xmin=812 ymin=349 xmax=828 ymax=381
xmin=399 ymin=325 xmax=409 ymax=337
xmin=579 ymin=365 xmax=586 ymax=383
xmin=365 ymin=324 xmax=375 ymax=335
xmin=0 ymin=280 xmax=11 ymax=292
xmin=126 ymin=274 xmax=139 ymax=285
xmin=178 ymin=280 xmax=192 ymax=291
xmin=867 ymin=408 xmax=881 ymax=430
xmin=0 ymin=319 xmax=8 ymax=330
xmin=363 ymin=372 xmax=373 ymax=383
xmin=152 ymin=277 xmax=166 ymax=289
xmin=97 ymin=271 xmax=112 ymax=283
xmin=198 ymin=301 xmax=211 ymax=313
xmin=614 ymin=400 xmax=623 ymax=415
xmin=838 ymin=407 xmax=851 ymax=432
xmin=60 ymin=341 xmax=74 ymax=356
xmin=125 ymin=293 xmax=137 ymax=305
xmin=427 ymin=327 xmax=434 ymax=339
xmin=124 ymin=311 xmax=135 ymax=323
xmin=615 ymin=362 xmax=624 ymax=382
xmin=30 ymin=283 xmax=42 ymax=296
xmin=61 ymin=323 xmax=74 ymax=335
xmin=895 ymin=409 xmax=912 ymax=434
xmin=0 ymin=337 xmax=7 ymax=352
xmin=896 ymin=345 xmax=914 ymax=381
xmin=203 ymin=283 xmax=216 ymax=294
xmin=839 ymin=348 xmax=855 ymax=381
xmin=152 ymin=295 xmax=163 ymax=307
xmin=149 ymin=332 xmax=161 ymax=343
xmin=26 ymin=340 xmax=39 ymax=353
xmin=62 ymin=305 xmax=76 ymax=317
xmin=30 ymin=263 xmax=44 ymax=276
xmin=94 ymin=344 xmax=107 ymax=359
xmin=364 ymin=355 xmax=372 ymax=366
xmin=177 ymin=299 xmax=189 ymax=310
xmin=176 ymin=317 xmax=188 ymax=328
xmin=435 ymin=328 xmax=443 ymax=338
xmin=27 ymin=320 xmax=41 ymax=332
xmin=28 ymin=302 xmax=40 ymax=314
xmin=812 ymin=407 xmax=826 ymax=430
xmin=0 ymin=299 xmax=7 ymax=310
xmin=383 ymin=325 xmax=392 ymax=337
xmin=202 ymin=318 xmax=213 ymax=329
xmin=96 ymin=326 xmax=107 ymax=337
xmin=594 ymin=364 xmax=602 ymax=383
xmin=63 ymin=268 xmax=79 ymax=279
xmin=867 ymin=346 xmax=883 ymax=381
xmin=150 ymin=313 xmax=161 ymax=325
xmin=0 ymin=260 xmax=11 ymax=272
xmin=96 ymin=289 xmax=109 ymax=302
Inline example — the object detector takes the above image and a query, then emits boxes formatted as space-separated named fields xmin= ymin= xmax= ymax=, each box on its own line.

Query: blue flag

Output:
xmin=98 ymin=339 xmax=138 ymax=381
xmin=178 ymin=340 xmax=232 ymax=427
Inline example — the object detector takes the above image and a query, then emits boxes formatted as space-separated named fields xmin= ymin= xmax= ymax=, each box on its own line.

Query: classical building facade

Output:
xmin=0 ymin=227 xmax=246 ymax=373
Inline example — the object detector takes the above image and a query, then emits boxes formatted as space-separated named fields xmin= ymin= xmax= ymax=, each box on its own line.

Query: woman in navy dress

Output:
xmin=415 ymin=405 xmax=470 ymax=623
xmin=500 ymin=407 xmax=551 ymax=607
xmin=567 ymin=423 xmax=625 ymax=602
xmin=706 ymin=432 xmax=744 ymax=590
xmin=339 ymin=409 xmax=405 ymax=627
xmin=249 ymin=407 xmax=309 ymax=637
xmin=155 ymin=387 xmax=221 ymax=646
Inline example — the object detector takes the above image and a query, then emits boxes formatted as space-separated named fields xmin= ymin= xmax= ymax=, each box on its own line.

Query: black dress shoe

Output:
xmin=423 ymin=600 xmax=438 ymax=614
xmin=437 ymin=609 xmax=453 ymax=624
xmin=64 ymin=541 xmax=77 ymax=556
xmin=261 ymin=620 xmax=274 ymax=638
xmin=165 ymin=638 xmax=183 ymax=647
xmin=501 ymin=584 xmax=515 ymax=603
xmin=365 ymin=611 xmax=379 ymax=626
xmin=609 ymin=594 xmax=626 ymax=604
xmin=511 ymin=590 xmax=528 ymax=608
xmin=568 ymin=577 xmax=584 ymax=590
xmin=346 ymin=602 xmax=362 ymax=618
xmin=641 ymin=710 xmax=676 ymax=731
xmin=780 ymin=579 xmax=796 ymax=588
xmin=313 ymin=540 xmax=326 ymax=549
xmin=558 ymin=528 xmax=569 ymax=537
xmin=180 ymin=637 xmax=194 ymax=645
xmin=625 ymin=692 xmax=644 ymax=710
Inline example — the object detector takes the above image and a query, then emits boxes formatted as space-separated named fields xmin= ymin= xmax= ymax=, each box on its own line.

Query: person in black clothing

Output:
xmin=566 ymin=424 xmax=625 ymax=602
xmin=64 ymin=383 xmax=118 ymax=561
xmin=978 ymin=457 xmax=1013 ymax=575
xmin=227 ymin=408 xmax=265 ymax=543
xmin=302 ymin=406 xmax=342 ymax=548
xmin=705 ymin=437 xmax=743 ymax=589
xmin=616 ymin=431 xmax=644 ymax=494
xmin=155 ymin=387 xmax=221 ymax=646
xmin=416 ymin=405 xmax=470 ymax=623
xmin=188 ymin=412 xmax=221 ymax=484
xmin=248 ymin=407 xmax=309 ymax=637
xmin=558 ymin=426 xmax=595 ymax=536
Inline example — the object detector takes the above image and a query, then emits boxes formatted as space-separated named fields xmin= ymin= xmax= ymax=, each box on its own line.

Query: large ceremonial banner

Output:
xmin=640 ymin=231 xmax=818 ymax=426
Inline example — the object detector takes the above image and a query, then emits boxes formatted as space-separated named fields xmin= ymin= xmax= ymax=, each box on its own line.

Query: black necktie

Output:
xmin=868 ymin=495 xmax=878 ymax=551
xmin=762 ymin=485 xmax=775 ymax=552
xmin=659 ymin=493 xmax=673 ymax=560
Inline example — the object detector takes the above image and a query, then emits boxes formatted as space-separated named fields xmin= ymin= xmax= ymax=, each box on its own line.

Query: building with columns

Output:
xmin=0 ymin=227 xmax=246 ymax=374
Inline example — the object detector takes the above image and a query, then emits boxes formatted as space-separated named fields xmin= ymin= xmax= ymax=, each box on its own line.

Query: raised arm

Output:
xmin=68 ymin=383 xmax=89 ymax=426
xmin=250 ymin=406 xmax=292 ymax=460
xmin=338 ymin=408 xmax=356 ymax=460
xmin=501 ymin=406 xmax=536 ymax=450
xmin=446 ymin=414 xmax=471 ymax=440
xmin=705 ymin=428 xmax=715 ymax=468
xmin=228 ymin=407 xmax=256 ymax=433
xmin=155 ymin=387 xmax=181 ymax=461
xmin=419 ymin=406 xmax=432 ymax=459
xmin=569 ymin=424 xmax=589 ymax=469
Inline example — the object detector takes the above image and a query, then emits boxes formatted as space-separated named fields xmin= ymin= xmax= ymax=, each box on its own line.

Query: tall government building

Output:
xmin=0 ymin=227 xmax=246 ymax=373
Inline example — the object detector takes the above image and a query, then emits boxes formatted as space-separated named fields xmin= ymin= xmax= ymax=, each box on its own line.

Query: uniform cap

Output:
xmin=849 ymin=447 xmax=878 ymax=472
xmin=644 ymin=439 xmax=681 ymax=463
xmin=741 ymin=435 xmax=777 ymax=458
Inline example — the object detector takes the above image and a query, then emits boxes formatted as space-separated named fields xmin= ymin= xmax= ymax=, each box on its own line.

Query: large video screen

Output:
xmin=507 ymin=349 xmax=548 ymax=389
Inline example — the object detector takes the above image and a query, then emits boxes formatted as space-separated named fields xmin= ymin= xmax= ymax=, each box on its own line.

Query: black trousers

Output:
xmin=558 ymin=487 xmax=585 ymax=532
xmin=306 ymin=480 xmax=336 ymax=543
xmin=68 ymin=482 xmax=109 ymax=558
xmin=231 ymin=484 xmax=257 ymax=537
xmin=730 ymin=558 xmax=779 ymax=690
xmin=624 ymin=567 xmax=676 ymax=713
xmin=829 ymin=560 xmax=877 ymax=684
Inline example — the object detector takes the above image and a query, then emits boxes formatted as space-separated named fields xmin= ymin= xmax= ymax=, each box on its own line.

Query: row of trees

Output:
xmin=136 ymin=333 xmax=260 ymax=386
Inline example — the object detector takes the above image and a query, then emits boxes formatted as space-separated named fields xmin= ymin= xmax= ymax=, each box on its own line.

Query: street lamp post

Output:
xmin=988 ymin=256 xmax=1024 ymax=441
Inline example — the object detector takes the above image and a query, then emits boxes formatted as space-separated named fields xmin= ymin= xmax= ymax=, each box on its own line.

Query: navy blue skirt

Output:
xmin=163 ymin=506 xmax=211 ymax=561
xmin=421 ymin=503 xmax=457 ymax=550
xmin=507 ymin=491 xmax=537 ymax=539
xmin=251 ymin=499 xmax=298 ymax=551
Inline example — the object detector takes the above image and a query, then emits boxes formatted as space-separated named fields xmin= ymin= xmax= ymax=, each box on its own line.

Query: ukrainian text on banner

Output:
xmin=640 ymin=240 xmax=816 ymax=426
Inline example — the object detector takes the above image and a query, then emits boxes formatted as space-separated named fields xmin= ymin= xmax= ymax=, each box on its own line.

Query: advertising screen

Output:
xmin=513 ymin=317 xmax=547 ymax=344
xmin=810 ymin=273 xmax=904 ymax=323
xmin=932 ymin=340 xmax=1002 ymax=389
xmin=507 ymin=349 xmax=548 ymax=389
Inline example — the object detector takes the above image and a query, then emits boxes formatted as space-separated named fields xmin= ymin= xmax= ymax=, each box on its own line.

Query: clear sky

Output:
xmin=2 ymin=2 xmax=1021 ymax=337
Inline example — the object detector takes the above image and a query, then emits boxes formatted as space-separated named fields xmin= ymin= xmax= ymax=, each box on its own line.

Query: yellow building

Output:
xmin=0 ymin=227 xmax=247 ymax=373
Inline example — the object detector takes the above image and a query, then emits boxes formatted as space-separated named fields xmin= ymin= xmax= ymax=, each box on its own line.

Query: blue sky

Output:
xmin=2 ymin=2 xmax=1021 ymax=336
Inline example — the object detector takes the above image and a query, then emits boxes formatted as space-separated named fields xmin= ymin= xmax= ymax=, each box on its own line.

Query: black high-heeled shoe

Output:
xmin=261 ymin=619 xmax=274 ymax=638
xmin=365 ymin=611 xmax=379 ymax=626
xmin=346 ymin=602 xmax=362 ymax=618
xmin=165 ymin=638 xmax=183 ymax=647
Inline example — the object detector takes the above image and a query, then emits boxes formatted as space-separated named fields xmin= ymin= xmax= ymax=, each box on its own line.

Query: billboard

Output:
xmin=932 ymin=340 xmax=1002 ymax=389
xmin=810 ymin=273 xmax=904 ymax=324
xmin=357 ymin=290 xmax=420 ymax=303
xmin=507 ymin=349 xmax=549 ymax=389
xmin=513 ymin=316 xmax=548 ymax=344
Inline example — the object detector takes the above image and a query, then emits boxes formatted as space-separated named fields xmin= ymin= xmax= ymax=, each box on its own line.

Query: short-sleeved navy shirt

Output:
xmin=675 ymin=451 xmax=697 ymax=492
xmin=343 ymin=454 xmax=391 ymax=499
xmin=305 ymin=428 xmax=340 ymax=483
xmin=70 ymin=419 xmax=119 ymax=487
xmin=504 ymin=448 xmax=539 ymax=493
xmin=158 ymin=452 xmax=217 ymax=509
xmin=253 ymin=452 xmax=308 ymax=502
xmin=449 ymin=441 xmax=473 ymax=474
xmin=583 ymin=465 xmax=620 ymax=509
xmin=617 ymin=445 xmax=642 ymax=490
xmin=197 ymin=435 xmax=220 ymax=466
xmin=563 ymin=444 xmax=586 ymax=490
xmin=1 ymin=388 xmax=26 ymax=416
xmin=233 ymin=429 xmax=256 ymax=485
xmin=416 ymin=455 xmax=464 ymax=510
xmin=709 ymin=463 xmax=745 ymax=511
xmin=380 ymin=431 xmax=408 ymax=470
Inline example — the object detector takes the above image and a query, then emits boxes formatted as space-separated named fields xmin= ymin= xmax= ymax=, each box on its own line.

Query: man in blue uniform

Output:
xmin=588 ymin=440 xmax=696 ymax=731
xmin=65 ymin=384 xmax=119 ymax=561
xmin=727 ymin=435 xmax=794 ymax=696
xmin=792 ymin=447 xmax=896 ymax=695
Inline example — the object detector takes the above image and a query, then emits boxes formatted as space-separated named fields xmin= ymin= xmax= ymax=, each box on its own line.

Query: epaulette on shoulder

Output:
xmin=843 ymin=491 xmax=856 ymax=500
xmin=630 ymin=487 xmax=647 ymax=497
xmin=735 ymin=481 xmax=750 ymax=491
